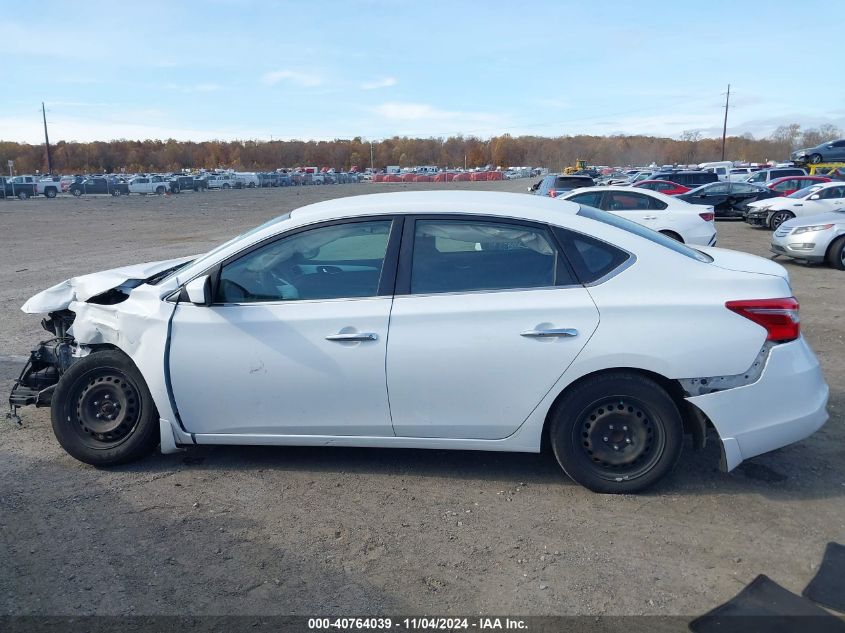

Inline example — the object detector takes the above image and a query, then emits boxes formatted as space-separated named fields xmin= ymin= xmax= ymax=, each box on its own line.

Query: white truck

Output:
xmin=234 ymin=172 xmax=260 ymax=188
xmin=35 ymin=176 xmax=62 ymax=198
xmin=206 ymin=173 xmax=236 ymax=189
xmin=127 ymin=175 xmax=171 ymax=195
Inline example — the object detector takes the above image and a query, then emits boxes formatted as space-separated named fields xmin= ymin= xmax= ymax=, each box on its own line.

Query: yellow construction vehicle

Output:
xmin=563 ymin=159 xmax=588 ymax=174
xmin=807 ymin=162 xmax=845 ymax=176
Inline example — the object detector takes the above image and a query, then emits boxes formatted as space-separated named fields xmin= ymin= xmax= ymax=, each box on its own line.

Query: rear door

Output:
xmin=385 ymin=215 xmax=599 ymax=440
xmin=604 ymin=190 xmax=668 ymax=228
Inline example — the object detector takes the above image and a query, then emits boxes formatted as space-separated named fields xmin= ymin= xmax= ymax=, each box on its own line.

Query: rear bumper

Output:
xmin=686 ymin=338 xmax=828 ymax=471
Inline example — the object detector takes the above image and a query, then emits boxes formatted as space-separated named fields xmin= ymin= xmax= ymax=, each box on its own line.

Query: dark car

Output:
xmin=791 ymin=139 xmax=845 ymax=164
xmin=258 ymin=172 xmax=279 ymax=187
xmin=0 ymin=176 xmax=37 ymax=199
xmin=648 ymin=170 xmax=719 ymax=189
xmin=531 ymin=174 xmax=594 ymax=197
xmin=170 ymin=175 xmax=208 ymax=193
xmin=676 ymin=181 xmax=778 ymax=218
xmin=68 ymin=176 xmax=129 ymax=197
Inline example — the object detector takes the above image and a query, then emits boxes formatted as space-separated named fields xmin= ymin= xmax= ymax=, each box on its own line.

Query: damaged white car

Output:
xmin=9 ymin=191 xmax=829 ymax=493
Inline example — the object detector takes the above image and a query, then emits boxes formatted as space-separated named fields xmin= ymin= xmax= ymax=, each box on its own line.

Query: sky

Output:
xmin=2 ymin=0 xmax=844 ymax=144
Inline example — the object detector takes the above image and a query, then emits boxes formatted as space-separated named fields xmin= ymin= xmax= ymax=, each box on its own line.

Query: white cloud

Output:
xmin=261 ymin=70 xmax=322 ymax=87
xmin=370 ymin=101 xmax=504 ymax=136
xmin=361 ymin=77 xmax=397 ymax=90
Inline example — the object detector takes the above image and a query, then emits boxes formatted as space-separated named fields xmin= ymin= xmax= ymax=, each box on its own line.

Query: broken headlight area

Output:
xmin=8 ymin=310 xmax=77 ymax=417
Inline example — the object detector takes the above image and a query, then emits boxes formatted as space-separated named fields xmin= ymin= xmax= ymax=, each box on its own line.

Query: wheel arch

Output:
xmin=539 ymin=366 xmax=707 ymax=453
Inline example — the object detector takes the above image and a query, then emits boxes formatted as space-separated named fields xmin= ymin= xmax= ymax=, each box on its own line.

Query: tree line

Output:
xmin=1 ymin=124 xmax=839 ymax=175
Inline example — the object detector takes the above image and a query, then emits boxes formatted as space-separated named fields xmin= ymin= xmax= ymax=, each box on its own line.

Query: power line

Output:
xmin=721 ymin=84 xmax=731 ymax=161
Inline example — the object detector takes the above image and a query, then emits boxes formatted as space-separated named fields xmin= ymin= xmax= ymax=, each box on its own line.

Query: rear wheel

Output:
xmin=71 ymin=188 xmax=82 ymax=197
xmin=111 ymin=189 xmax=122 ymax=197
xmin=827 ymin=235 xmax=845 ymax=270
xmin=769 ymin=210 xmax=794 ymax=230
xmin=17 ymin=190 xmax=30 ymax=200
xmin=51 ymin=350 xmax=159 ymax=466
xmin=45 ymin=188 xmax=57 ymax=198
xmin=549 ymin=372 xmax=683 ymax=493
xmin=156 ymin=186 xmax=165 ymax=195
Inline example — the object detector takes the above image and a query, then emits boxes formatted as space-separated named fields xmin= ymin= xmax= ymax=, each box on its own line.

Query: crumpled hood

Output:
xmin=22 ymin=256 xmax=194 ymax=314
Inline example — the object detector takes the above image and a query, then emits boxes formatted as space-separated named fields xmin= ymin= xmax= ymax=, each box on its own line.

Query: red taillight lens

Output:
xmin=725 ymin=297 xmax=800 ymax=342
xmin=548 ymin=189 xmax=557 ymax=198
xmin=699 ymin=212 xmax=715 ymax=222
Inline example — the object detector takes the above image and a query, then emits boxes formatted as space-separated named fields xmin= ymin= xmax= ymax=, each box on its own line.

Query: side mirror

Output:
xmin=184 ymin=275 xmax=211 ymax=306
xmin=809 ymin=194 xmax=821 ymax=200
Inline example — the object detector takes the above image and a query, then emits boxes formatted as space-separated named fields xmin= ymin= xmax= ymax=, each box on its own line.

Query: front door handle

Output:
xmin=643 ymin=215 xmax=657 ymax=220
xmin=520 ymin=328 xmax=578 ymax=338
xmin=325 ymin=332 xmax=379 ymax=342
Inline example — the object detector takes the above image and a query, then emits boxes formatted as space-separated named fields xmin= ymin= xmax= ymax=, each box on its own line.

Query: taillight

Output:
xmin=725 ymin=297 xmax=800 ymax=342
xmin=548 ymin=189 xmax=557 ymax=198
xmin=699 ymin=212 xmax=715 ymax=222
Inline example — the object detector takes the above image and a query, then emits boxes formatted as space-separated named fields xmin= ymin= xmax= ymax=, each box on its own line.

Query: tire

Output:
xmin=45 ymin=188 xmax=57 ymax=199
xmin=50 ymin=349 xmax=159 ymax=466
xmin=111 ymin=189 xmax=122 ymax=197
xmin=659 ymin=230 xmax=684 ymax=243
xmin=156 ymin=186 xmax=165 ymax=195
xmin=769 ymin=210 xmax=794 ymax=230
xmin=17 ymin=190 xmax=30 ymax=200
xmin=809 ymin=153 xmax=823 ymax=164
xmin=548 ymin=372 xmax=683 ymax=493
xmin=827 ymin=235 xmax=845 ymax=270
xmin=222 ymin=183 xmax=230 ymax=190
xmin=248 ymin=182 xmax=256 ymax=188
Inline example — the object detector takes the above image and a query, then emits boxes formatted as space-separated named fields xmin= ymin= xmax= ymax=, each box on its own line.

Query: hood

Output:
xmin=22 ymin=256 xmax=194 ymax=314
xmin=745 ymin=198 xmax=776 ymax=210
xmin=780 ymin=210 xmax=845 ymax=230
xmin=695 ymin=246 xmax=789 ymax=280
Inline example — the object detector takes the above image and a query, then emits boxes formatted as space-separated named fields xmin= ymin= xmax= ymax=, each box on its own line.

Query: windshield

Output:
xmin=161 ymin=213 xmax=292 ymax=282
xmin=787 ymin=184 xmax=824 ymax=199
xmin=577 ymin=205 xmax=713 ymax=263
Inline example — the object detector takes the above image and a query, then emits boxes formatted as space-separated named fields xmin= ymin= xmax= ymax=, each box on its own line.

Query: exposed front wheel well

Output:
xmin=541 ymin=367 xmax=706 ymax=452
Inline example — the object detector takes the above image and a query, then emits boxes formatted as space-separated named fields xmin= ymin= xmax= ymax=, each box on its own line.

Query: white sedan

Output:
xmin=560 ymin=186 xmax=717 ymax=246
xmin=11 ymin=191 xmax=828 ymax=493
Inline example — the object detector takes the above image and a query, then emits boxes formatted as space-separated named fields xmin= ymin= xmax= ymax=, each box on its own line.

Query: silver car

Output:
xmin=771 ymin=211 xmax=845 ymax=269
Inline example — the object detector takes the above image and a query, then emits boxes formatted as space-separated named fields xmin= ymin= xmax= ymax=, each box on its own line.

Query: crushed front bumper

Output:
xmin=687 ymin=338 xmax=828 ymax=471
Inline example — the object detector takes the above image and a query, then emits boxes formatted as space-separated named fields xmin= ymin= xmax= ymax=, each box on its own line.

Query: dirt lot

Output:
xmin=1 ymin=180 xmax=843 ymax=617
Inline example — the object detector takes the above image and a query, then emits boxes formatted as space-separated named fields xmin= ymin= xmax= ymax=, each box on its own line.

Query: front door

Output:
xmin=169 ymin=217 xmax=400 ymax=436
xmin=386 ymin=216 xmax=600 ymax=440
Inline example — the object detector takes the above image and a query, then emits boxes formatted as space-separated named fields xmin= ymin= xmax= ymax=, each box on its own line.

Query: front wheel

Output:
xmin=71 ymin=188 xmax=82 ymax=197
xmin=156 ymin=186 xmax=165 ymax=195
xmin=50 ymin=349 xmax=160 ymax=466
xmin=549 ymin=372 xmax=683 ymax=493
xmin=827 ymin=235 xmax=845 ymax=270
xmin=769 ymin=210 xmax=794 ymax=230
xmin=111 ymin=189 xmax=122 ymax=197
xmin=17 ymin=190 xmax=30 ymax=200
xmin=809 ymin=153 xmax=823 ymax=164
xmin=45 ymin=188 xmax=58 ymax=199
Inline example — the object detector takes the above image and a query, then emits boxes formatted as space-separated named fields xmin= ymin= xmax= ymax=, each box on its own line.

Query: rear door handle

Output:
xmin=325 ymin=332 xmax=379 ymax=342
xmin=520 ymin=328 xmax=578 ymax=338
xmin=643 ymin=215 xmax=658 ymax=220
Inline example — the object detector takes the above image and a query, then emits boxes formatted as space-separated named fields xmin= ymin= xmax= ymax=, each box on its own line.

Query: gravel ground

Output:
xmin=0 ymin=180 xmax=843 ymax=617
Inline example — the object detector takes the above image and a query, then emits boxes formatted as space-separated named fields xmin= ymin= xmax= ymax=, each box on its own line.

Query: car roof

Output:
xmin=290 ymin=191 xmax=582 ymax=224
xmin=769 ymin=175 xmax=826 ymax=184
xmin=562 ymin=185 xmax=680 ymax=204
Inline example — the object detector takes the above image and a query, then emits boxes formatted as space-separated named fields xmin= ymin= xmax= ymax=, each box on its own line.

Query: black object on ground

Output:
xmin=689 ymin=574 xmax=845 ymax=633
xmin=804 ymin=542 xmax=845 ymax=613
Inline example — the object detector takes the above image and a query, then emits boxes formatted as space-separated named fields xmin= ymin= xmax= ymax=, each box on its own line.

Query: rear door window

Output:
xmin=409 ymin=219 xmax=571 ymax=294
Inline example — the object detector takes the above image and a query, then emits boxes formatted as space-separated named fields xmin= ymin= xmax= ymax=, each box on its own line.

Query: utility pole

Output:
xmin=720 ymin=84 xmax=731 ymax=161
xmin=370 ymin=141 xmax=374 ymax=172
xmin=42 ymin=102 xmax=53 ymax=174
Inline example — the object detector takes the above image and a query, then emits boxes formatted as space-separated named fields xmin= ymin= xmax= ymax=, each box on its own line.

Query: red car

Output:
xmin=767 ymin=175 xmax=831 ymax=196
xmin=633 ymin=179 xmax=691 ymax=196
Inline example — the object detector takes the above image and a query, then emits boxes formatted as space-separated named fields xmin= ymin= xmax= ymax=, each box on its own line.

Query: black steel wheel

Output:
xmin=549 ymin=372 xmax=683 ymax=493
xmin=51 ymin=349 xmax=159 ymax=465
